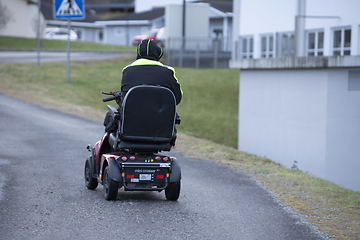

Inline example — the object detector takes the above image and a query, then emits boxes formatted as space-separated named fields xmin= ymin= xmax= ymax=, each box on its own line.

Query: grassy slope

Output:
xmin=176 ymin=68 xmax=239 ymax=148
xmin=0 ymin=57 xmax=239 ymax=148
xmin=0 ymin=35 xmax=240 ymax=148
xmin=0 ymin=37 xmax=359 ymax=239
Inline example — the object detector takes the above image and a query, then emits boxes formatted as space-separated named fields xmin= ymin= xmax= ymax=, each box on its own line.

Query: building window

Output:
xmin=333 ymin=27 xmax=351 ymax=56
xmin=240 ymin=36 xmax=253 ymax=59
xmin=261 ymin=34 xmax=274 ymax=58
xmin=277 ymin=32 xmax=294 ymax=57
xmin=307 ymin=30 xmax=324 ymax=56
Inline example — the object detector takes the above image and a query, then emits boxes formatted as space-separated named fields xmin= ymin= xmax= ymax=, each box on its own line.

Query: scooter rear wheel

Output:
xmin=103 ymin=166 xmax=118 ymax=200
xmin=165 ymin=180 xmax=181 ymax=201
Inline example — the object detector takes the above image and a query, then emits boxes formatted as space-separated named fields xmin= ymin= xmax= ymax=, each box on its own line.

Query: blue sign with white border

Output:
xmin=53 ymin=0 xmax=85 ymax=20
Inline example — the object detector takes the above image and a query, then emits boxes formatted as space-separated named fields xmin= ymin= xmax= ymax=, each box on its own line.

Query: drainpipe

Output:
xmin=231 ymin=0 xmax=240 ymax=60
xmin=182 ymin=0 xmax=186 ymax=48
xmin=37 ymin=0 xmax=41 ymax=67
xmin=295 ymin=0 xmax=306 ymax=57
xmin=223 ymin=14 xmax=228 ymax=51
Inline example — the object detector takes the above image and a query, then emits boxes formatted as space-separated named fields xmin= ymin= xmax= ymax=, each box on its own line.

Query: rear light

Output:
xmin=121 ymin=156 xmax=127 ymax=161
xmin=155 ymin=156 xmax=161 ymax=161
xmin=126 ymin=174 xmax=134 ymax=179
xmin=170 ymin=157 xmax=177 ymax=161
xmin=130 ymin=156 xmax=136 ymax=161
xmin=163 ymin=157 xmax=168 ymax=162
xmin=156 ymin=175 xmax=164 ymax=179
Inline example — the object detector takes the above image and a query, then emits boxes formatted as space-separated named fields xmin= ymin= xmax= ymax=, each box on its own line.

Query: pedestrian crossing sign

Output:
xmin=54 ymin=0 xmax=85 ymax=19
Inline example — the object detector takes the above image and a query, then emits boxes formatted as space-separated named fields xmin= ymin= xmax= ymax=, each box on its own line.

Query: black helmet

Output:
xmin=136 ymin=39 xmax=163 ymax=61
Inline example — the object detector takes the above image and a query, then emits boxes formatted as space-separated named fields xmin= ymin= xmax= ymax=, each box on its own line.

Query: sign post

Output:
xmin=53 ymin=0 xmax=85 ymax=83
xmin=37 ymin=0 xmax=41 ymax=68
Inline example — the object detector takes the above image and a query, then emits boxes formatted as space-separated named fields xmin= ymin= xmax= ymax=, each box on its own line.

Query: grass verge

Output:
xmin=0 ymin=58 xmax=359 ymax=239
xmin=174 ymin=134 xmax=360 ymax=239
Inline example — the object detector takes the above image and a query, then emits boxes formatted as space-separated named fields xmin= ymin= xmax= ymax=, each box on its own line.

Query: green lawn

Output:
xmin=176 ymin=68 xmax=239 ymax=147
xmin=0 ymin=36 xmax=240 ymax=147
xmin=0 ymin=55 xmax=240 ymax=148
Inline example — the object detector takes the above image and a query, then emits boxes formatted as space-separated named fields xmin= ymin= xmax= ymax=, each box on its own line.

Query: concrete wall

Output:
xmin=238 ymin=68 xmax=360 ymax=191
xmin=326 ymin=69 xmax=360 ymax=191
xmin=239 ymin=69 xmax=328 ymax=177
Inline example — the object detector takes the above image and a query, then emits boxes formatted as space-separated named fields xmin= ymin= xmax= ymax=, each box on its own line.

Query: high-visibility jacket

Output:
xmin=121 ymin=58 xmax=183 ymax=105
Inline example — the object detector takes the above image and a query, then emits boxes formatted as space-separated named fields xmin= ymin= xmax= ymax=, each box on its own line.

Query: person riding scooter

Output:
xmin=121 ymin=39 xmax=183 ymax=105
xmin=104 ymin=39 xmax=183 ymax=136
xmin=104 ymin=39 xmax=183 ymax=133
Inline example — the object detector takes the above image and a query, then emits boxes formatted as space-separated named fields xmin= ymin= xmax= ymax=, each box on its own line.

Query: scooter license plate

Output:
xmin=139 ymin=174 xmax=152 ymax=181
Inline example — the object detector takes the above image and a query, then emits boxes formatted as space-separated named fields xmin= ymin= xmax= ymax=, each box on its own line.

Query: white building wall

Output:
xmin=234 ymin=0 xmax=360 ymax=57
xmin=165 ymin=3 xmax=209 ymax=49
xmin=326 ymin=69 xmax=360 ymax=191
xmin=0 ymin=0 xmax=44 ymax=38
xmin=165 ymin=3 xmax=208 ymax=38
xmin=305 ymin=0 xmax=360 ymax=56
xmin=239 ymin=0 xmax=297 ymax=35
xmin=239 ymin=69 xmax=360 ymax=191
xmin=83 ymin=28 xmax=96 ymax=43
xmin=233 ymin=0 xmax=360 ymax=192
xmin=105 ymin=26 xmax=125 ymax=46
xmin=236 ymin=0 xmax=360 ymax=35
xmin=306 ymin=0 xmax=360 ymax=29
xmin=239 ymin=69 xmax=328 ymax=178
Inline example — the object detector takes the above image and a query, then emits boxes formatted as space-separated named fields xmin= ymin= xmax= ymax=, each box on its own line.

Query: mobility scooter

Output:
xmin=84 ymin=85 xmax=181 ymax=201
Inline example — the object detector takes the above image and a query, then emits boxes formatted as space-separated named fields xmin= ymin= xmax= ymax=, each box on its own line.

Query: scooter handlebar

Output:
xmin=102 ymin=91 xmax=121 ymax=102
xmin=103 ymin=96 xmax=117 ymax=102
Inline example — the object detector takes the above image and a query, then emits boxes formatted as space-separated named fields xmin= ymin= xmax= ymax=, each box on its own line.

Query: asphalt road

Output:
xmin=0 ymin=93 xmax=328 ymax=239
xmin=0 ymin=51 xmax=132 ymax=63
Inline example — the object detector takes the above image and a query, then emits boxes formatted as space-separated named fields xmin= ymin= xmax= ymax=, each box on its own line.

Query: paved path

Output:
xmin=0 ymin=93 xmax=328 ymax=239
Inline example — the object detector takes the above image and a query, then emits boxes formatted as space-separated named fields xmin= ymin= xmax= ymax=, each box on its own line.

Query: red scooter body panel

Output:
xmin=99 ymin=153 xmax=119 ymax=181
xmin=94 ymin=133 xmax=108 ymax=165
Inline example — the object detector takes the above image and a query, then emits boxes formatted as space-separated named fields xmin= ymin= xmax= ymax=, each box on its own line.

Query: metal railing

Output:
xmin=163 ymin=37 xmax=232 ymax=68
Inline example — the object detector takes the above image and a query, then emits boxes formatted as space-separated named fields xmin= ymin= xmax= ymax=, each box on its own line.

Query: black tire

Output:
xmin=84 ymin=157 xmax=98 ymax=190
xmin=165 ymin=180 xmax=181 ymax=201
xmin=103 ymin=166 xmax=118 ymax=200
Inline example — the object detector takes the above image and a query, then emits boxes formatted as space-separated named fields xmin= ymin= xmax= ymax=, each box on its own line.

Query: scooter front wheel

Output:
xmin=84 ymin=157 xmax=98 ymax=190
